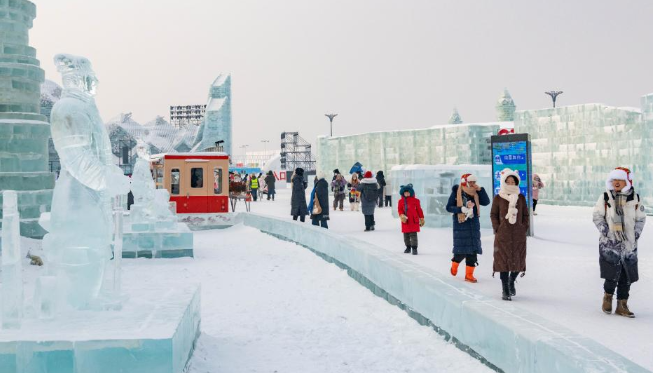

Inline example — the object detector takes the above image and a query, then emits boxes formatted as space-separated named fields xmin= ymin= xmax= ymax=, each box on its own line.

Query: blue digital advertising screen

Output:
xmin=491 ymin=134 xmax=533 ymax=208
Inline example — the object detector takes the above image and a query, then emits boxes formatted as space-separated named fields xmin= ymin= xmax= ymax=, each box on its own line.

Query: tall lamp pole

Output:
xmin=325 ymin=113 xmax=338 ymax=137
xmin=261 ymin=139 xmax=270 ymax=156
xmin=545 ymin=91 xmax=564 ymax=108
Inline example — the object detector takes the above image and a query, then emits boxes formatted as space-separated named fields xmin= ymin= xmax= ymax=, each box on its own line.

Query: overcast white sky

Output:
xmin=31 ymin=0 xmax=653 ymax=152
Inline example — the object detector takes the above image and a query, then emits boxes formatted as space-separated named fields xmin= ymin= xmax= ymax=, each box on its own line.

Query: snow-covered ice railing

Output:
xmin=238 ymin=213 xmax=651 ymax=373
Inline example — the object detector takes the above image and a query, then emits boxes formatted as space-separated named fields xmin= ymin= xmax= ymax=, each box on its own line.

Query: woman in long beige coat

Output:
xmin=490 ymin=169 xmax=529 ymax=301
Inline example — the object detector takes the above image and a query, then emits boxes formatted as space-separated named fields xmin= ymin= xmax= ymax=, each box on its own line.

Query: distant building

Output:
xmin=169 ymin=104 xmax=206 ymax=128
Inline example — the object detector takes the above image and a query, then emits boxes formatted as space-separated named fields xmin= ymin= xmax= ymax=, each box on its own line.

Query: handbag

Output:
xmin=312 ymin=191 xmax=322 ymax=215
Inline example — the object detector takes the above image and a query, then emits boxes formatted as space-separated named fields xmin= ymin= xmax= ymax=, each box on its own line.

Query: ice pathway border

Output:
xmin=234 ymin=213 xmax=650 ymax=373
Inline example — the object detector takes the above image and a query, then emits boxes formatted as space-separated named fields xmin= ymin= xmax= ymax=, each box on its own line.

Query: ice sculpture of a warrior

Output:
xmin=40 ymin=54 xmax=130 ymax=310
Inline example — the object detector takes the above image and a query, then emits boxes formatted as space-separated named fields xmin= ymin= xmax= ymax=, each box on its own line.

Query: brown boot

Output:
xmin=615 ymin=299 xmax=635 ymax=318
xmin=602 ymin=292 xmax=613 ymax=314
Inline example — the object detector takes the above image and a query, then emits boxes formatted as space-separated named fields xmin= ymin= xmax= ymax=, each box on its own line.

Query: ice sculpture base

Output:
xmin=178 ymin=212 xmax=238 ymax=230
xmin=122 ymin=222 xmax=194 ymax=258
xmin=0 ymin=284 xmax=200 ymax=373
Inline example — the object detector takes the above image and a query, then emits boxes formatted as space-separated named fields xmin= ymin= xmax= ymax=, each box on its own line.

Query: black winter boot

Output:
xmin=501 ymin=279 xmax=512 ymax=301
xmin=411 ymin=246 xmax=418 ymax=255
xmin=403 ymin=246 xmax=411 ymax=254
xmin=509 ymin=272 xmax=518 ymax=297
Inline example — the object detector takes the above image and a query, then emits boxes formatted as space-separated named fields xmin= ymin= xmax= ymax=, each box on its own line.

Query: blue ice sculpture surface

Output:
xmin=40 ymin=54 xmax=130 ymax=310
xmin=130 ymin=140 xmax=157 ymax=228
xmin=1 ymin=190 xmax=23 ymax=329
xmin=191 ymin=74 xmax=232 ymax=155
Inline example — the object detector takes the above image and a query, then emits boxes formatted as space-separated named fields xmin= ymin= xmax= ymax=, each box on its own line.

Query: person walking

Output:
xmin=249 ymin=174 xmax=259 ymax=201
xmin=398 ymin=184 xmax=424 ymax=255
xmin=384 ymin=177 xmax=393 ymax=207
xmin=348 ymin=173 xmax=361 ymax=211
xmin=357 ymin=171 xmax=379 ymax=231
xmin=376 ymin=171 xmax=387 ymax=208
xmin=291 ymin=168 xmax=308 ymax=222
xmin=446 ymin=173 xmax=490 ymax=283
xmin=490 ymin=169 xmax=529 ymax=301
xmin=265 ymin=171 xmax=276 ymax=201
xmin=532 ymin=174 xmax=544 ymax=215
xmin=331 ymin=173 xmax=347 ymax=211
xmin=308 ymin=172 xmax=330 ymax=229
xmin=593 ymin=167 xmax=645 ymax=318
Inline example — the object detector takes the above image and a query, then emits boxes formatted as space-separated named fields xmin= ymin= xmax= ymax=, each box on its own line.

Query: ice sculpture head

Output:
xmin=54 ymin=54 xmax=98 ymax=96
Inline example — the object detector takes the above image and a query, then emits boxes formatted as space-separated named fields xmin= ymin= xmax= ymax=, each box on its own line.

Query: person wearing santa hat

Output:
xmin=357 ymin=170 xmax=381 ymax=231
xmin=490 ymin=168 xmax=529 ymax=301
xmin=593 ymin=167 xmax=646 ymax=318
xmin=446 ymin=173 xmax=490 ymax=283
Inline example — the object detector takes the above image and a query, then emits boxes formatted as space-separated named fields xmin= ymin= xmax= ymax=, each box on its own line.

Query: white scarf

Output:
xmin=499 ymin=185 xmax=520 ymax=224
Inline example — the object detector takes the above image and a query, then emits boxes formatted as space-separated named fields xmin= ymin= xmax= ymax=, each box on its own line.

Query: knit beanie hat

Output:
xmin=364 ymin=171 xmax=373 ymax=178
xmin=399 ymin=184 xmax=415 ymax=197
xmin=606 ymin=167 xmax=632 ymax=193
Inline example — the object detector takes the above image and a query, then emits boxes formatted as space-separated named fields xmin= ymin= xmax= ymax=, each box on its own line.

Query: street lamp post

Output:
xmin=261 ymin=140 xmax=270 ymax=156
xmin=545 ymin=91 xmax=564 ymax=108
xmin=325 ymin=113 xmax=338 ymax=137
xmin=240 ymin=145 xmax=249 ymax=165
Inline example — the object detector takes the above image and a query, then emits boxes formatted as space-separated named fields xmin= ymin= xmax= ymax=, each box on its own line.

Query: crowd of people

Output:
xmin=285 ymin=166 xmax=643 ymax=316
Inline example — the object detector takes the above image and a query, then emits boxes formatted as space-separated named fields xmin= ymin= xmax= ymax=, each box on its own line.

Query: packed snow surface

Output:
xmin=249 ymin=187 xmax=653 ymax=370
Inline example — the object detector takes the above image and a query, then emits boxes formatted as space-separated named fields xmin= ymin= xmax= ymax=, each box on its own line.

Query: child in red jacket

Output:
xmin=398 ymin=184 xmax=425 ymax=255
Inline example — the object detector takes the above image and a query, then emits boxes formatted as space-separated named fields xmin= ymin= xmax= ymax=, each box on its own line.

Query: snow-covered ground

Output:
xmin=7 ymin=225 xmax=492 ymax=373
xmin=248 ymin=187 xmax=653 ymax=370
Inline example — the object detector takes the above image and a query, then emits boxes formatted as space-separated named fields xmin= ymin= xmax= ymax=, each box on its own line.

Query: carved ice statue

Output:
xmin=130 ymin=139 xmax=157 ymax=223
xmin=40 ymin=54 xmax=130 ymax=310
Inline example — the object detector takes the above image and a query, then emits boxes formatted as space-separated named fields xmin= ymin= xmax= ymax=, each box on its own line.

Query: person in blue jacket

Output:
xmin=445 ymin=173 xmax=490 ymax=283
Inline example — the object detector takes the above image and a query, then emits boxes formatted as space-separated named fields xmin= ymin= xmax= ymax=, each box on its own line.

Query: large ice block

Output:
xmin=192 ymin=74 xmax=232 ymax=155
xmin=389 ymin=164 xmax=493 ymax=229
xmin=122 ymin=222 xmax=194 ymax=258
xmin=514 ymin=96 xmax=653 ymax=209
xmin=238 ymin=213 xmax=649 ymax=373
xmin=316 ymin=122 xmax=501 ymax=179
xmin=0 ymin=284 xmax=201 ymax=373
xmin=1 ymin=190 xmax=23 ymax=329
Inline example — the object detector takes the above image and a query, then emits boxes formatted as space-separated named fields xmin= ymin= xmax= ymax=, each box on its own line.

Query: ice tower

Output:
xmin=496 ymin=89 xmax=516 ymax=121
xmin=192 ymin=74 xmax=232 ymax=156
xmin=448 ymin=107 xmax=463 ymax=124
xmin=0 ymin=0 xmax=54 ymax=238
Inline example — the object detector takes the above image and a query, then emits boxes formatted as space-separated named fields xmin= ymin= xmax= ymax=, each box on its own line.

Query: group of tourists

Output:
xmin=288 ymin=166 xmax=644 ymax=316
xmin=231 ymin=171 xmax=278 ymax=202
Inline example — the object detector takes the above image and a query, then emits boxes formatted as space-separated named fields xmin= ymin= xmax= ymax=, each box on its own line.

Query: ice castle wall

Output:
xmin=316 ymin=123 xmax=501 ymax=176
xmin=514 ymin=100 xmax=653 ymax=207
xmin=0 ymin=0 xmax=55 ymax=238
xmin=389 ymin=164 xmax=493 ymax=229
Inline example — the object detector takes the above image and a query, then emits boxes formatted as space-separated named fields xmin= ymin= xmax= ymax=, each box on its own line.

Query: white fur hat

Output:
xmin=500 ymin=168 xmax=521 ymax=187
xmin=606 ymin=167 xmax=632 ymax=192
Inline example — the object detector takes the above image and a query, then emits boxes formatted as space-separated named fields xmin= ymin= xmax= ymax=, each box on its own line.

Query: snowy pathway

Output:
xmin=122 ymin=225 xmax=493 ymax=373
xmin=249 ymin=187 xmax=653 ymax=370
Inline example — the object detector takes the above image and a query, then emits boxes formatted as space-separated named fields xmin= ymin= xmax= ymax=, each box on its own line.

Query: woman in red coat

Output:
xmin=398 ymin=184 xmax=425 ymax=255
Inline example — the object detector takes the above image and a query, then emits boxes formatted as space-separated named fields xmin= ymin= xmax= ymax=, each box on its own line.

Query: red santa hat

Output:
xmin=606 ymin=167 xmax=633 ymax=192
xmin=460 ymin=173 xmax=478 ymax=187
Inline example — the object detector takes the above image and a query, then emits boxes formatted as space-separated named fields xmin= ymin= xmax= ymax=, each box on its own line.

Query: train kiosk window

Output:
xmin=191 ymin=168 xmax=204 ymax=188
xmin=171 ymin=169 xmax=180 ymax=195
xmin=213 ymin=168 xmax=223 ymax=194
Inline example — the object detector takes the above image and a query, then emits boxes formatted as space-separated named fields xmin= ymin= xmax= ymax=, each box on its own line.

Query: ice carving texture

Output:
xmin=130 ymin=140 xmax=157 ymax=226
xmin=1 ymin=190 xmax=23 ymax=329
xmin=0 ymin=0 xmax=55 ymax=238
xmin=495 ymin=88 xmax=516 ymax=121
xmin=41 ymin=54 xmax=130 ymax=310
xmin=389 ymin=165 xmax=493 ymax=229
xmin=316 ymin=122 xmax=500 ymax=178
xmin=514 ymin=95 xmax=653 ymax=208
xmin=192 ymin=74 xmax=232 ymax=155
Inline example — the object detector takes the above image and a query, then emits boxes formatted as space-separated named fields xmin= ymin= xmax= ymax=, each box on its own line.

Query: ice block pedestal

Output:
xmin=122 ymin=222 xmax=194 ymax=258
xmin=0 ymin=284 xmax=201 ymax=373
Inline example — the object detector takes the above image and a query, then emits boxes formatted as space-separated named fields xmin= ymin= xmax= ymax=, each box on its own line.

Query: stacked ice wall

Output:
xmin=316 ymin=123 xmax=502 ymax=176
xmin=389 ymin=165 xmax=493 ymax=229
xmin=514 ymin=98 xmax=653 ymax=207
xmin=0 ymin=0 xmax=55 ymax=238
